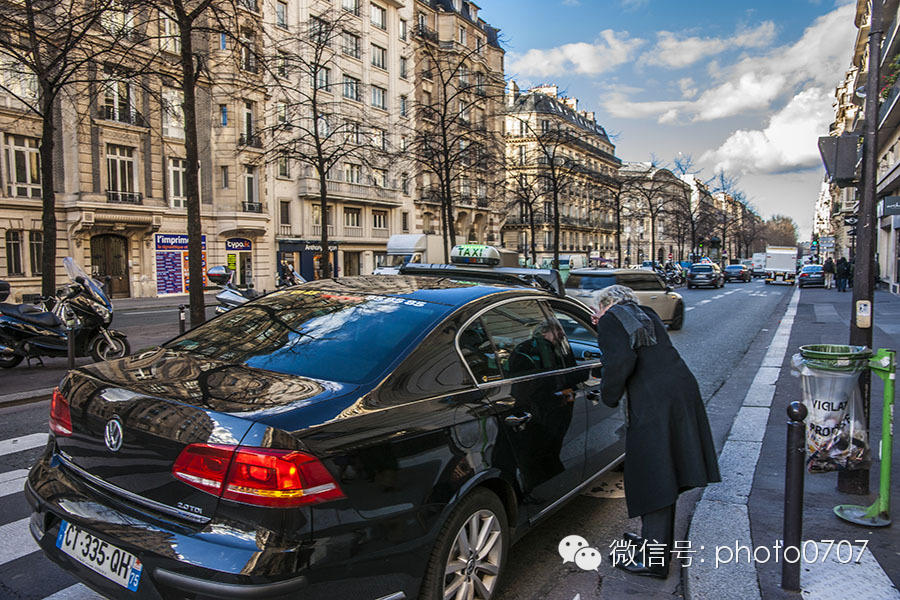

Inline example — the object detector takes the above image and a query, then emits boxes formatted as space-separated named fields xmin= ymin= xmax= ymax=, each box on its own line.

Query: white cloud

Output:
xmin=699 ymin=87 xmax=833 ymax=174
xmin=641 ymin=21 xmax=775 ymax=69
xmin=678 ymin=77 xmax=697 ymax=99
xmin=508 ymin=30 xmax=644 ymax=77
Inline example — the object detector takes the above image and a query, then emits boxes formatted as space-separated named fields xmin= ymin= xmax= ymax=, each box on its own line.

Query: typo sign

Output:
xmin=226 ymin=238 xmax=252 ymax=251
xmin=882 ymin=196 xmax=900 ymax=216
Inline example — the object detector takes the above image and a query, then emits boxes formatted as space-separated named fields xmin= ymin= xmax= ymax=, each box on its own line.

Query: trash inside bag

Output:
xmin=791 ymin=346 xmax=871 ymax=473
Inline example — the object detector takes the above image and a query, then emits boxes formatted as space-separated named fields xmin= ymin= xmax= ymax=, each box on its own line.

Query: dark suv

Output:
xmin=27 ymin=275 xmax=624 ymax=600
xmin=686 ymin=263 xmax=725 ymax=288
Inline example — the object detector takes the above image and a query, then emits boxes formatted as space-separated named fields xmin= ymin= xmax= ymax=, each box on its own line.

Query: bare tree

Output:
xmin=735 ymin=204 xmax=766 ymax=257
xmin=667 ymin=155 xmax=717 ymax=260
xmin=504 ymin=167 xmax=542 ymax=266
xmin=619 ymin=162 xmax=679 ymax=266
xmin=709 ymin=170 xmax=747 ymax=265
xmin=407 ymin=28 xmax=503 ymax=262
xmin=0 ymin=0 xmax=140 ymax=296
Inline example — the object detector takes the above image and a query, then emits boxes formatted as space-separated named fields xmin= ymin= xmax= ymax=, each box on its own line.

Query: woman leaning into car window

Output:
xmin=590 ymin=285 xmax=720 ymax=579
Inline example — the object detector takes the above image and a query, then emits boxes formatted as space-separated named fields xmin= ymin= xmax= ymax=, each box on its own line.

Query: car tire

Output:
xmin=0 ymin=353 xmax=23 ymax=368
xmin=668 ymin=302 xmax=684 ymax=331
xmin=687 ymin=284 xmax=693 ymax=289
xmin=90 ymin=331 xmax=131 ymax=362
xmin=420 ymin=488 xmax=508 ymax=600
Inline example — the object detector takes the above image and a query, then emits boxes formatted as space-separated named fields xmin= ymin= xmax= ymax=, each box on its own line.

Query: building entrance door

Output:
xmin=90 ymin=234 xmax=130 ymax=297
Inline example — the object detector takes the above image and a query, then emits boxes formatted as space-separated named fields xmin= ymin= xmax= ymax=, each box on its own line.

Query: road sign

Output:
xmin=844 ymin=216 xmax=859 ymax=226
xmin=882 ymin=196 xmax=900 ymax=216
xmin=848 ymin=228 xmax=858 ymax=236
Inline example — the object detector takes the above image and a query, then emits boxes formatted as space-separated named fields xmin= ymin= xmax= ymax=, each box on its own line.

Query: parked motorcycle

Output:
xmin=209 ymin=265 xmax=304 ymax=314
xmin=0 ymin=257 xmax=130 ymax=368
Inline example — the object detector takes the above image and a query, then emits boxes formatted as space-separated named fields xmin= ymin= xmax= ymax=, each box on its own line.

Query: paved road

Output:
xmin=0 ymin=279 xmax=792 ymax=599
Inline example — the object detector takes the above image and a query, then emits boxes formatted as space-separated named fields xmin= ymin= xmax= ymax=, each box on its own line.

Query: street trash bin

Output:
xmin=791 ymin=344 xmax=872 ymax=473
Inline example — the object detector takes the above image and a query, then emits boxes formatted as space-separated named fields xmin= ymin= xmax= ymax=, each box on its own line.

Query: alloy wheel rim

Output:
xmin=101 ymin=338 xmax=125 ymax=359
xmin=442 ymin=509 xmax=502 ymax=600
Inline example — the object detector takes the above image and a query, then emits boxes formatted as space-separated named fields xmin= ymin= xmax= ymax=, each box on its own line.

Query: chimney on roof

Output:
xmin=531 ymin=84 xmax=558 ymax=98
xmin=562 ymin=97 xmax=578 ymax=111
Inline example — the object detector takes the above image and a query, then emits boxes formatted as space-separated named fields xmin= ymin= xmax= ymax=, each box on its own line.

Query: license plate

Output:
xmin=56 ymin=520 xmax=142 ymax=592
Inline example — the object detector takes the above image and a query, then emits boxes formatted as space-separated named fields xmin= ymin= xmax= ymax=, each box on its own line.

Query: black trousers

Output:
xmin=641 ymin=503 xmax=676 ymax=548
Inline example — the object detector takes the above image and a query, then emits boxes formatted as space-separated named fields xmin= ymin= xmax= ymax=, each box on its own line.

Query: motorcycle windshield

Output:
xmin=63 ymin=257 xmax=112 ymax=309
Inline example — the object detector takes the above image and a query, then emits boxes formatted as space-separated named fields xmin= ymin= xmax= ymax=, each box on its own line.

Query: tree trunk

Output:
xmin=180 ymin=22 xmax=205 ymax=328
xmin=39 ymin=97 xmax=57 ymax=297
xmin=615 ymin=194 xmax=622 ymax=267
xmin=318 ymin=163 xmax=331 ymax=278
xmin=441 ymin=199 xmax=450 ymax=263
xmin=528 ymin=203 xmax=536 ymax=266
xmin=552 ymin=184 xmax=560 ymax=270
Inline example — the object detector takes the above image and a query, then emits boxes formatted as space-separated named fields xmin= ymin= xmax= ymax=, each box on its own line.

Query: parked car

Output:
xmin=723 ymin=264 xmax=752 ymax=283
xmin=27 ymin=274 xmax=625 ymax=600
xmin=686 ymin=263 xmax=725 ymax=289
xmin=798 ymin=264 xmax=825 ymax=288
xmin=565 ymin=268 xmax=685 ymax=330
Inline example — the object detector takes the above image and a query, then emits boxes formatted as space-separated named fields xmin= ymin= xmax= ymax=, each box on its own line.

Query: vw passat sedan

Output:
xmin=27 ymin=276 xmax=623 ymax=600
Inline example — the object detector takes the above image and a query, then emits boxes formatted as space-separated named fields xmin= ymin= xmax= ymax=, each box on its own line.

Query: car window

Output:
xmin=166 ymin=289 xmax=447 ymax=384
xmin=725 ymin=266 xmax=741 ymax=271
xmin=479 ymin=300 xmax=572 ymax=379
xmin=616 ymin=272 xmax=665 ymax=291
xmin=552 ymin=308 xmax=601 ymax=366
xmin=565 ymin=273 xmax=615 ymax=290
xmin=691 ymin=265 xmax=713 ymax=272
xmin=458 ymin=317 xmax=503 ymax=383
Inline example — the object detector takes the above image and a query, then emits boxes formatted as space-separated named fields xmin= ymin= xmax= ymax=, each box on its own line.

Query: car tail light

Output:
xmin=172 ymin=444 xmax=345 ymax=508
xmin=50 ymin=388 xmax=72 ymax=437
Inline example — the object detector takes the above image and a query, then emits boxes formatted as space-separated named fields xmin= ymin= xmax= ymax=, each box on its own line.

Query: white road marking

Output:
xmin=0 ymin=517 xmax=38 ymax=566
xmin=45 ymin=584 xmax=104 ymax=600
xmin=699 ymin=299 xmax=712 ymax=305
xmin=0 ymin=433 xmax=48 ymax=457
xmin=712 ymin=294 xmax=725 ymax=299
xmin=685 ymin=307 xmax=696 ymax=312
xmin=0 ymin=469 xmax=28 ymax=498
xmin=724 ymin=290 xmax=736 ymax=295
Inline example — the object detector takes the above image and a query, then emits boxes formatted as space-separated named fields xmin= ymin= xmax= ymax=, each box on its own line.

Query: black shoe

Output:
xmin=615 ymin=560 xmax=669 ymax=579
xmin=623 ymin=532 xmax=644 ymax=545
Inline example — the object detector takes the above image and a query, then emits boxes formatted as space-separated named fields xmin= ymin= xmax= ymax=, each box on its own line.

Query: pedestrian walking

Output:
xmin=836 ymin=257 xmax=850 ymax=292
xmin=590 ymin=285 xmax=720 ymax=579
xmin=823 ymin=256 xmax=835 ymax=289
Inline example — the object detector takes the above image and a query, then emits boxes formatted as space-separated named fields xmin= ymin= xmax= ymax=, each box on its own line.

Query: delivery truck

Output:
xmin=764 ymin=245 xmax=798 ymax=285
xmin=751 ymin=252 xmax=766 ymax=278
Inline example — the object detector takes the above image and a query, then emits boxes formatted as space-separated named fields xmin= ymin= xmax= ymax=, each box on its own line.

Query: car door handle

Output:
xmin=586 ymin=390 xmax=601 ymax=405
xmin=504 ymin=413 xmax=532 ymax=430
xmin=649 ymin=296 xmax=658 ymax=300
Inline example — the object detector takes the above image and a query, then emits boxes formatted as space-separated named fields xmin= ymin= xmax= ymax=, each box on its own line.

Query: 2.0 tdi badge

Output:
xmin=104 ymin=417 xmax=123 ymax=452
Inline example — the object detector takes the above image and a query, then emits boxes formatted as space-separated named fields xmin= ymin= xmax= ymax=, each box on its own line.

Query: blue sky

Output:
xmin=478 ymin=0 xmax=859 ymax=239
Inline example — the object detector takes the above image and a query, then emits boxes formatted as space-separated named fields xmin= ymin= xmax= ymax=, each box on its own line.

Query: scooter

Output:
xmin=209 ymin=265 xmax=304 ymax=314
xmin=0 ymin=257 xmax=130 ymax=368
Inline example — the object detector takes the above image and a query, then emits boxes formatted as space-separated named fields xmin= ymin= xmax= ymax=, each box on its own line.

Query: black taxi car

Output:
xmin=27 ymin=259 xmax=623 ymax=600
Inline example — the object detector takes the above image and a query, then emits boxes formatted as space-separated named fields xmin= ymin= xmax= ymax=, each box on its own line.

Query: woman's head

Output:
xmin=592 ymin=285 xmax=639 ymax=314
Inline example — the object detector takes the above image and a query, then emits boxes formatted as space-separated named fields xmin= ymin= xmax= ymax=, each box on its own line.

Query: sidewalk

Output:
xmin=111 ymin=292 xmax=219 ymax=312
xmin=686 ymin=287 xmax=900 ymax=600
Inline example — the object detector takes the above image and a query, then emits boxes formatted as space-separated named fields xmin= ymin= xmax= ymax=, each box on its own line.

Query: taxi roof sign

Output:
xmin=450 ymin=244 xmax=501 ymax=266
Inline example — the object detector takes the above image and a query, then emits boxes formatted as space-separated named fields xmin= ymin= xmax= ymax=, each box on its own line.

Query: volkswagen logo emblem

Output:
xmin=104 ymin=417 xmax=123 ymax=452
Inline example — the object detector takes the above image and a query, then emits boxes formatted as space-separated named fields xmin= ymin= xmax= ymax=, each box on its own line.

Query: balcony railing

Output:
xmin=100 ymin=105 xmax=146 ymax=127
xmin=414 ymin=24 xmax=438 ymax=43
xmin=344 ymin=225 xmax=363 ymax=237
xmin=297 ymin=178 xmax=401 ymax=205
xmin=107 ymin=190 xmax=143 ymax=204
xmin=312 ymin=224 xmax=335 ymax=236
xmin=239 ymin=133 xmax=263 ymax=148
xmin=476 ymin=198 xmax=490 ymax=208
xmin=279 ymin=224 xmax=292 ymax=236
xmin=372 ymin=227 xmax=390 ymax=238
xmin=238 ymin=0 xmax=258 ymax=11
xmin=243 ymin=201 xmax=263 ymax=213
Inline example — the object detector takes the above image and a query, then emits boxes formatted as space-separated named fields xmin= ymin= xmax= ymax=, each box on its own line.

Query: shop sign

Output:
xmin=155 ymin=233 xmax=206 ymax=295
xmin=226 ymin=238 xmax=252 ymax=251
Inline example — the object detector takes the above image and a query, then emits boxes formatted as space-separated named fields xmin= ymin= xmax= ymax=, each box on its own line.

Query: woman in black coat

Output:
xmin=591 ymin=285 xmax=720 ymax=578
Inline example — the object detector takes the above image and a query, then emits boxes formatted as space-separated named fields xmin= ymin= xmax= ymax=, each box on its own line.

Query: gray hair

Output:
xmin=592 ymin=285 xmax=639 ymax=311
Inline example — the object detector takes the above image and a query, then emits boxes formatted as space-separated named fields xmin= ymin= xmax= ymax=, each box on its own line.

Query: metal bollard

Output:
xmin=782 ymin=401 xmax=807 ymax=591
xmin=66 ymin=323 xmax=75 ymax=371
xmin=178 ymin=304 xmax=186 ymax=335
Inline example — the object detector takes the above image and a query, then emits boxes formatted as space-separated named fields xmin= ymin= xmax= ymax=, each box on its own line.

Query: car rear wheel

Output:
xmin=420 ymin=488 xmax=508 ymax=600
xmin=668 ymin=302 xmax=684 ymax=331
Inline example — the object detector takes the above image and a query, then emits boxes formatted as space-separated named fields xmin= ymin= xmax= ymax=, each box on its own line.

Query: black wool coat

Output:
xmin=596 ymin=305 xmax=720 ymax=518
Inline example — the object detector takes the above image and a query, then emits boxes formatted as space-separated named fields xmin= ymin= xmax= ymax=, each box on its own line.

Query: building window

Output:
xmin=5 ymin=135 xmax=41 ymax=198
xmin=221 ymin=165 xmax=229 ymax=188
xmin=342 ymin=0 xmax=359 ymax=16
xmin=417 ymin=12 xmax=426 ymax=28
xmin=276 ymin=101 xmax=289 ymax=125
xmin=373 ymin=210 xmax=387 ymax=229
xmin=399 ymin=57 xmax=408 ymax=79
xmin=342 ymin=74 xmax=360 ymax=101
xmin=219 ymin=104 xmax=228 ymax=126
xmin=371 ymin=85 xmax=386 ymax=109
xmin=162 ymin=88 xmax=184 ymax=138
xmin=315 ymin=66 xmax=330 ymax=89
xmin=240 ymin=30 xmax=257 ymax=72
xmin=344 ymin=163 xmax=361 ymax=183
xmin=458 ymin=25 xmax=466 ymax=44
xmin=541 ymin=119 xmax=550 ymax=133
xmin=277 ymin=52 xmax=289 ymax=77
xmin=5 ymin=230 xmax=23 ymax=276
xmin=160 ymin=15 xmax=181 ymax=54
xmin=371 ymin=44 xmax=386 ymax=69
xmin=343 ymin=31 xmax=360 ymax=58
xmin=106 ymin=144 xmax=136 ymax=195
xmin=312 ymin=204 xmax=332 ymax=225
xmin=219 ymin=33 xmax=227 ymax=49
xmin=344 ymin=207 xmax=361 ymax=228
xmin=278 ymin=156 xmax=290 ymax=178
xmin=243 ymin=100 xmax=255 ymax=137
xmin=372 ymin=128 xmax=387 ymax=150
xmin=400 ymin=19 xmax=407 ymax=40
xmin=459 ymin=65 xmax=468 ymax=86
xmin=372 ymin=168 xmax=386 ymax=187
xmin=400 ymin=136 xmax=407 ymax=151
xmin=280 ymin=200 xmax=291 ymax=225
xmin=402 ymin=211 xmax=409 ymax=232
xmin=102 ymin=67 xmax=135 ymax=123
xmin=371 ymin=3 xmax=386 ymax=29
xmin=400 ymin=95 xmax=408 ymax=116
xmin=401 ymin=173 xmax=409 ymax=195
xmin=276 ymin=1 xmax=287 ymax=28
xmin=245 ymin=165 xmax=257 ymax=204
xmin=29 ymin=230 xmax=41 ymax=276
xmin=518 ymin=146 xmax=526 ymax=165
xmin=168 ymin=157 xmax=187 ymax=208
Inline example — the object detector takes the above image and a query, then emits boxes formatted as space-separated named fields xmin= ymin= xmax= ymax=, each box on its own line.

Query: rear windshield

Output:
xmin=802 ymin=265 xmax=823 ymax=272
xmin=725 ymin=265 xmax=742 ymax=271
xmin=691 ymin=265 xmax=713 ymax=272
xmin=566 ymin=274 xmax=616 ymax=290
xmin=166 ymin=289 xmax=447 ymax=384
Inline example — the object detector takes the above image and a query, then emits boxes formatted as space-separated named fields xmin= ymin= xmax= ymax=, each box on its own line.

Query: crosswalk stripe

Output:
xmin=0 ymin=432 xmax=48 ymax=457
xmin=44 ymin=584 xmax=103 ymax=600
xmin=0 ymin=517 xmax=38 ymax=566
xmin=0 ymin=469 xmax=28 ymax=498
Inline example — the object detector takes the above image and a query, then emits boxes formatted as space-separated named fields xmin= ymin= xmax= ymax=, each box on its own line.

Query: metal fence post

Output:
xmin=178 ymin=304 xmax=186 ymax=335
xmin=782 ymin=401 xmax=807 ymax=591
